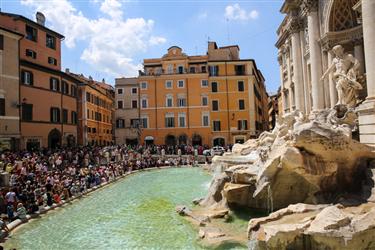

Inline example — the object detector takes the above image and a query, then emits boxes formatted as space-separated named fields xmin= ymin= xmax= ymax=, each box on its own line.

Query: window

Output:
xmin=130 ymin=119 xmax=140 ymax=128
xmin=239 ymin=99 xmax=245 ymax=110
xmin=238 ymin=120 xmax=248 ymax=130
xmin=48 ymin=57 xmax=57 ymax=65
xmin=117 ymin=88 xmax=123 ymax=94
xmin=71 ymin=85 xmax=77 ymax=97
xmin=87 ymin=127 xmax=91 ymax=133
xmin=0 ymin=97 xmax=5 ymax=116
xmin=178 ymin=66 xmax=184 ymax=74
xmin=201 ymin=80 xmax=208 ymax=87
xmin=86 ymin=93 xmax=91 ymax=102
xmin=213 ymin=121 xmax=221 ymax=131
xmin=201 ymin=66 xmax=207 ymax=73
xmin=92 ymin=128 xmax=97 ymax=133
xmin=202 ymin=114 xmax=209 ymax=127
xmin=177 ymin=80 xmax=184 ymax=88
xmin=209 ymin=65 xmax=219 ymax=76
xmin=62 ymin=81 xmax=69 ymax=94
xmin=131 ymin=100 xmax=138 ymax=108
xmin=46 ymin=34 xmax=56 ymax=49
xmin=212 ymin=100 xmax=219 ymax=111
xmin=201 ymin=96 xmax=208 ymax=106
xmin=141 ymin=82 xmax=148 ymax=89
xmin=131 ymin=88 xmax=137 ymax=95
xmin=141 ymin=98 xmax=148 ymax=108
xmin=141 ymin=117 xmax=148 ymax=128
xmin=0 ymin=35 xmax=3 ymax=50
xmin=21 ymin=70 xmax=33 ymax=85
xmin=177 ymin=97 xmax=186 ymax=107
xmin=238 ymin=81 xmax=244 ymax=92
xmin=167 ymin=64 xmax=173 ymax=74
xmin=22 ymin=104 xmax=33 ymax=121
xmin=116 ymin=119 xmax=125 ymax=128
xmin=178 ymin=113 xmax=186 ymax=127
xmin=87 ymin=109 xmax=90 ymax=119
xmin=117 ymin=100 xmax=123 ymax=109
xmin=189 ymin=67 xmax=196 ymax=73
xmin=165 ymin=115 xmax=175 ymax=128
xmin=50 ymin=107 xmax=60 ymax=123
xmin=62 ymin=109 xmax=68 ymax=124
xmin=235 ymin=65 xmax=245 ymax=75
xmin=211 ymin=82 xmax=218 ymax=92
xmin=166 ymin=96 xmax=173 ymax=107
xmin=26 ymin=49 xmax=36 ymax=59
xmin=26 ymin=25 xmax=37 ymax=42
xmin=50 ymin=77 xmax=60 ymax=92
xmin=165 ymin=80 xmax=172 ymax=89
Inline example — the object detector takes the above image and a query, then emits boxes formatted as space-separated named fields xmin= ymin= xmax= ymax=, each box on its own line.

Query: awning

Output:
xmin=145 ymin=136 xmax=154 ymax=140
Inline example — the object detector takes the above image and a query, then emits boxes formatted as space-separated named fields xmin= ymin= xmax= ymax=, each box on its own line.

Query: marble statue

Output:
xmin=321 ymin=45 xmax=362 ymax=108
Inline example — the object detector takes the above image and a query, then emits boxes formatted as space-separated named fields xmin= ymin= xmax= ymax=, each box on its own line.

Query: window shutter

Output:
xmin=21 ymin=71 xmax=25 ymax=84
xmin=50 ymin=78 xmax=53 ymax=90
xmin=245 ymin=120 xmax=248 ymax=130
xmin=238 ymin=120 xmax=241 ymax=130
xmin=57 ymin=80 xmax=60 ymax=92
xmin=57 ymin=109 xmax=60 ymax=122
xmin=50 ymin=108 xmax=54 ymax=122
xmin=30 ymin=72 xmax=33 ymax=85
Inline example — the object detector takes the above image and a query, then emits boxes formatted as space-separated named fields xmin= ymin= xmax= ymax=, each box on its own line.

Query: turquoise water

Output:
xmin=4 ymin=168 xmax=245 ymax=250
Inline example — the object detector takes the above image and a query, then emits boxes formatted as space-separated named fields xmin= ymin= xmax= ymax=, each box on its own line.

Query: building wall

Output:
xmin=115 ymin=77 xmax=139 ymax=145
xmin=1 ymin=12 xmax=79 ymax=150
xmin=120 ymin=43 xmax=269 ymax=147
xmin=0 ymin=28 xmax=22 ymax=150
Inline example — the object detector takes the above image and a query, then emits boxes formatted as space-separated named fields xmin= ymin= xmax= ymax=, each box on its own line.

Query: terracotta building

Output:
xmin=0 ymin=27 xmax=23 ymax=151
xmin=117 ymin=42 xmax=269 ymax=147
xmin=114 ymin=77 xmax=140 ymax=145
xmin=0 ymin=12 xmax=79 ymax=149
xmin=67 ymin=72 xmax=115 ymax=146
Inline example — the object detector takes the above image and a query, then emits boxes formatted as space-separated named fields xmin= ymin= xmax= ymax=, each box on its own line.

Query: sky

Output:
xmin=1 ymin=0 xmax=285 ymax=93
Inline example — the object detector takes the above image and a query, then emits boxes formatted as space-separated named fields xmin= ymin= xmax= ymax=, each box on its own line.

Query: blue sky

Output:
xmin=1 ymin=0 xmax=284 ymax=93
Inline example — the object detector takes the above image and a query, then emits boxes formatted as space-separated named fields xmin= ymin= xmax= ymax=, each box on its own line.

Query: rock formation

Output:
xmin=194 ymin=105 xmax=375 ymax=249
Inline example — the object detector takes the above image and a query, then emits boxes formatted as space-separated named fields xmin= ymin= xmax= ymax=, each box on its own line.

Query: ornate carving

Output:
xmin=289 ymin=17 xmax=303 ymax=33
xmin=302 ymin=0 xmax=318 ymax=13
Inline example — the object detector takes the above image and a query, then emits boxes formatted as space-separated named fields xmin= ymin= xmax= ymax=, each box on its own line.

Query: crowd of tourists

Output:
xmin=0 ymin=144 xmax=209 ymax=227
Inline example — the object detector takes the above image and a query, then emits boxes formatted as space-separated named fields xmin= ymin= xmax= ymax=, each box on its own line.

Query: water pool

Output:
xmin=4 ymin=168 xmax=246 ymax=250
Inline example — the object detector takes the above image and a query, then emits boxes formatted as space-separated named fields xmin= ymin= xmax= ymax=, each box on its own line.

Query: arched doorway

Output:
xmin=48 ymin=129 xmax=61 ymax=149
xmin=213 ymin=137 xmax=225 ymax=146
xmin=178 ymin=134 xmax=187 ymax=145
xmin=144 ymin=136 xmax=154 ymax=146
xmin=192 ymin=134 xmax=202 ymax=146
xmin=165 ymin=134 xmax=176 ymax=146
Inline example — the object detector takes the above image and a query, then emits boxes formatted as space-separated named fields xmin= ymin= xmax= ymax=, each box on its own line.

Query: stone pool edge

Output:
xmin=0 ymin=165 xmax=203 ymax=242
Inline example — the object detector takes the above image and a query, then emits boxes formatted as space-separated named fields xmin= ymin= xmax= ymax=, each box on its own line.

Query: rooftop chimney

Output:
xmin=36 ymin=12 xmax=46 ymax=26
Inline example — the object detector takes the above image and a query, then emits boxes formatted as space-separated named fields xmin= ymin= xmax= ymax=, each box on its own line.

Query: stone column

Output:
xmin=357 ymin=0 xmax=375 ymax=146
xmin=327 ymin=52 xmax=337 ymax=108
xmin=290 ymin=18 xmax=305 ymax=113
xmin=354 ymin=40 xmax=365 ymax=75
xmin=305 ymin=2 xmax=324 ymax=110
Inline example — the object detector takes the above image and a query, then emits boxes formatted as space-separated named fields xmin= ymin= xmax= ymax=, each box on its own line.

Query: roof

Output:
xmin=219 ymin=45 xmax=240 ymax=50
xmin=0 ymin=26 xmax=24 ymax=37
xmin=0 ymin=11 xmax=65 ymax=39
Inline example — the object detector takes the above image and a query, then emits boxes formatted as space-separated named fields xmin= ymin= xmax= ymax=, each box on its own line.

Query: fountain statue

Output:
xmin=321 ymin=45 xmax=363 ymax=108
xmin=177 ymin=48 xmax=375 ymax=248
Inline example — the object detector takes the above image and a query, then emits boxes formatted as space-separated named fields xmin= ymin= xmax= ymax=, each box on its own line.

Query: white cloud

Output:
xmin=197 ymin=11 xmax=208 ymax=20
xmin=20 ymin=0 xmax=166 ymax=78
xmin=149 ymin=36 xmax=167 ymax=46
xmin=224 ymin=4 xmax=259 ymax=21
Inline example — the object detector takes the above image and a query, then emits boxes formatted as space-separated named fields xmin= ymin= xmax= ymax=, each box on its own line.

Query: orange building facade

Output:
xmin=129 ymin=42 xmax=269 ymax=147
xmin=0 ymin=12 xmax=78 ymax=150
xmin=68 ymin=72 xmax=115 ymax=146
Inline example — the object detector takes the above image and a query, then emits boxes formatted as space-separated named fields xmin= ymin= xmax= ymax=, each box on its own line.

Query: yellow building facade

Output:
xmin=68 ymin=72 xmax=115 ymax=146
xmin=124 ymin=42 xmax=269 ymax=147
